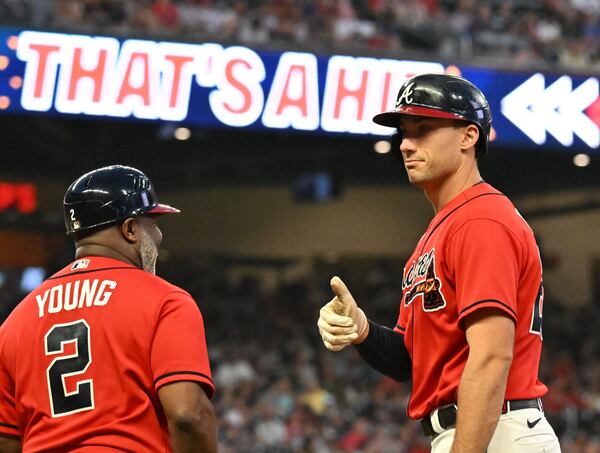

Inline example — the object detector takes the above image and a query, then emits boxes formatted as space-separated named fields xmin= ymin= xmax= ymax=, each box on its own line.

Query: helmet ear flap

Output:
xmin=475 ymin=126 xmax=488 ymax=158
xmin=390 ymin=131 xmax=403 ymax=162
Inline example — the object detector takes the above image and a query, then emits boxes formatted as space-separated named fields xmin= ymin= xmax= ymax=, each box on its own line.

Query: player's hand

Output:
xmin=317 ymin=276 xmax=369 ymax=351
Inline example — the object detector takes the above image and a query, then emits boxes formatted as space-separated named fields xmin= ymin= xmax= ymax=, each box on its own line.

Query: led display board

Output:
xmin=0 ymin=28 xmax=598 ymax=151
xmin=0 ymin=182 xmax=37 ymax=214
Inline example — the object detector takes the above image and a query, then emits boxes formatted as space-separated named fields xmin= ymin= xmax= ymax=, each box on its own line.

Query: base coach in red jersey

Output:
xmin=0 ymin=165 xmax=217 ymax=452
xmin=318 ymin=74 xmax=561 ymax=452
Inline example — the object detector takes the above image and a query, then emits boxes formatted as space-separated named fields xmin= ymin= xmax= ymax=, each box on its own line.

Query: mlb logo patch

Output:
xmin=71 ymin=259 xmax=90 ymax=270
xmin=72 ymin=220 xmax=81 ymax=230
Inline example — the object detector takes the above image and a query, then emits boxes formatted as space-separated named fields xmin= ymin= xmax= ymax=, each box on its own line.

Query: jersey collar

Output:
xmin=52 ymin=256 xmax=138 ymax=278
xmin=427 ymin=181 xmax=501 ymax=233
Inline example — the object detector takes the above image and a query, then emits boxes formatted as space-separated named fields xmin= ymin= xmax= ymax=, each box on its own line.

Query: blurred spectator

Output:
xmin=127 ymin=3 xmax=160 ymax=33
xmin=3 ymin=0 xmax=600 ymax=69
xmin=53 ymin=0 xmax=85 ymax=29
xmin=214 ymin=350 xmax=257 ymax=388
xmin=338 ymin=418 xmax=371 ymax=452
xmin=254 ymin=402 xmax=288 ymax=446
xmin=300 ymin=377 xmax=334 ymax=416
xmin=152 ymin=0 xmax=179 ymax=29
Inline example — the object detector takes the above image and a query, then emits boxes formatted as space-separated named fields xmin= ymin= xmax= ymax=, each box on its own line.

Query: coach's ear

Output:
xmin=120 ymin=218 xmax=139 ymax=244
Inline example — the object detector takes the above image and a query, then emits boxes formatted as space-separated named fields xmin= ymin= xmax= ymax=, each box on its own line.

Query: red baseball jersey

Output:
xmin=395 ymin=182 xmax=547 ymax=419
xmin=0 ymin=256 xmax=214 ymax=451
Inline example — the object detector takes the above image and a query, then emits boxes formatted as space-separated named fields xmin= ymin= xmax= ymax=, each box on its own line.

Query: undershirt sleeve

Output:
xmin=354 ymin=320 xmax=412 ymax=382
xmin=151 ymin=292 xmax=215 ymax=398
xmin=446 ymin=219 xmax=521 ymax=325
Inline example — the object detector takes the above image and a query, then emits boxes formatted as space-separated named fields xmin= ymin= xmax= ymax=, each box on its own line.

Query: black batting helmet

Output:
xmin=63 ymin=165 xmax=179 ymax=235
xmin=373 ymin=73 xmax=492 ymax=157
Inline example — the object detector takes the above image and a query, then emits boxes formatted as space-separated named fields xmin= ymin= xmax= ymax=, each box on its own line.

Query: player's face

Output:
xmin=137 ymin=216 xmax=162 ymax=275
xmin=396 ymin=116 xmax=466 ymax=188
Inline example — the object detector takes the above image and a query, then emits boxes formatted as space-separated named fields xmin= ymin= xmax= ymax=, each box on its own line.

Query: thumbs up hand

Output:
xmin=317 ymin=276 xmax=369 ymax=351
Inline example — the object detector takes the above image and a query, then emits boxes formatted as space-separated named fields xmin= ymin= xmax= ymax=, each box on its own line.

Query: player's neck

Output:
xmin=75 ymin=244 xmax=140 ymax=269
xmin=424 ymin=165 xmax=482 ymax=214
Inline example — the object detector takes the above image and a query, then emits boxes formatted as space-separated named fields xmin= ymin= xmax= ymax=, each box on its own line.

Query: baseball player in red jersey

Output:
xmin=0 ymin=165 xmax=217 ymax=452
xmin=318 ymin=74 xmax=561 ymax=452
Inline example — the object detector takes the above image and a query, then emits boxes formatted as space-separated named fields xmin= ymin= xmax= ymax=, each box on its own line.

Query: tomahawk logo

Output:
xmin=403 ymin=250 xmax=447 ymax=312
xmin=501 ymin=73 xmax=599 ymax=148
xmin=396 ymin=81 xmax=415 ymax=107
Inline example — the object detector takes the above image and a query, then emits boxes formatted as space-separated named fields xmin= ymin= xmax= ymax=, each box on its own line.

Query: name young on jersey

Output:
xmin=36 ymin=279 xmax=117 ymax=318
xmin=402 ymin=249 xmax=446 ymax=312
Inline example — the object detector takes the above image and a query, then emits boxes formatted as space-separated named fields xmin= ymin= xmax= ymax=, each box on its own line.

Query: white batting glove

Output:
xmin=317 ymin=276 xmax=369 ymax=351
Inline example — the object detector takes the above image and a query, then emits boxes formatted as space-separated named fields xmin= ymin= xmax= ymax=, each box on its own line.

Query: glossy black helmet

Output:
xmin=63 ymin=165 xmax=179 ymax=235
xmin=373 ymin=73 xmax=492 ymax=157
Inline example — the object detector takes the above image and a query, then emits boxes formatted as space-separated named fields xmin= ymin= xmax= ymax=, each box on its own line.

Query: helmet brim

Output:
xmin=147 ymin=203 xmax=180 ymax=215
xmin=373 ymin=105 xmax=466 ymax=127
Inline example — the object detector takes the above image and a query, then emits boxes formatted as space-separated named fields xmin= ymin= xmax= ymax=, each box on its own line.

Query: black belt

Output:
xmin=421 ymin=398 xmax=543 ymax=437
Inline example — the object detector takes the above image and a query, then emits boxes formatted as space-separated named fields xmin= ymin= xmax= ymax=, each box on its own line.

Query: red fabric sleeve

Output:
xmin=393 ymin=311 xmax=406 ymax=335
xmin=150 ymin=292 xmax=214 ymax=399
xmin=0 ymin=342 xmax=19 ymax=438
xmin=393 ymin=284 xmax=409 ymax=334
xmin=447 ymin=219 xmax=521 ymax=326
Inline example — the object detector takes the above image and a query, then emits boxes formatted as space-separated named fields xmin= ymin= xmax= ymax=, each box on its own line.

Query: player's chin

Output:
xmin=406 ymin=171 xmax=425 ymax=186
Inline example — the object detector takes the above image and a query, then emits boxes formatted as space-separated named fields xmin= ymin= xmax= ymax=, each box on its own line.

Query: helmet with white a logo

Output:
xmin=373 ymin=73 xmax=492 ymax=157
xmin=63 ymin=165 xmax=179 ymax=235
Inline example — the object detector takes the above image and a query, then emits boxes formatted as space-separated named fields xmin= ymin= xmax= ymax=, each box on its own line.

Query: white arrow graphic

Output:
xmin=501 ymin=73 xmax=546 ymax=145
xmin=560 ymin=77 xmax=599 ymax=148
xmin=532 ymin=75 xmax=572 ymax=146
xmin=501 ymin=73 xmax=599 ymax=148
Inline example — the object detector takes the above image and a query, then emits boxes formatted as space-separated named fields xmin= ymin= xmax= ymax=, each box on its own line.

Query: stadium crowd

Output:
xmin=1 ymin=257 xmax=599 ymax=452
xmin=1 ymin=0 xmax=600 ymax=70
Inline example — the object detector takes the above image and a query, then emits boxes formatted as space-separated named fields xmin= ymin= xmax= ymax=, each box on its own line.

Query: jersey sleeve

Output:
xmin=0 ymin=330 xmax=20 ymax=438
xmin=393 ymin=303 xmax=407 ymax=335
xmin=446 ymin=219 xmax=521 ymax=325
xmin=150 ymin=292 xmax=215 ymax=398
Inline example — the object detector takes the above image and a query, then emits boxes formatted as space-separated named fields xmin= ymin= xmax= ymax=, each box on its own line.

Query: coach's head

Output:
xmin=63 ymin=165 xmax=179 ymax=274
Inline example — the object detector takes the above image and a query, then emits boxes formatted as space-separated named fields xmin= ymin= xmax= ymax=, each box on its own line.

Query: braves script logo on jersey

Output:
xmin=402 ymin=249 xmax=446 ymax=312
xmin=396 ymin=81 xmax=415 ymax=107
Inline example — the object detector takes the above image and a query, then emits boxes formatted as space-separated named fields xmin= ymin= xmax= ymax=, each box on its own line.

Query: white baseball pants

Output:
xmin=431 ymin=408 xmax=561 ymax=452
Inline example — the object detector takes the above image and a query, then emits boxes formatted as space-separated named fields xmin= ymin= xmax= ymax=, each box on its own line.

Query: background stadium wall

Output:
xmin=18 ymin=179 xmax=600 ymax=307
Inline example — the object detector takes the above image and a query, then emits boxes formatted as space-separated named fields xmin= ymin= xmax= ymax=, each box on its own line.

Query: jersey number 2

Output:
xmin=45 ymin=319 xmax=95 ymax=417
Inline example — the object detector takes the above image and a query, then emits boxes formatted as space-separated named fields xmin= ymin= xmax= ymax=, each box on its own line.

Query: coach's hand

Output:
xmin=318 ymin=276 xmax=369 ymax=351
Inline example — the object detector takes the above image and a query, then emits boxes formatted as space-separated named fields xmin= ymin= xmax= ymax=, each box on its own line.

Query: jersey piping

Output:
xmin=0 ymin=422 xmax=18 ymax=430
xmin=47 ymin=267 xmax=139 ymax=280
xmin=419 ymin=192 xmax=507 ymax=254
xmin=154 ymin=371 xmax=214 ymax=386
xmin=459 ymin=299 xmax=517 ymax=320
